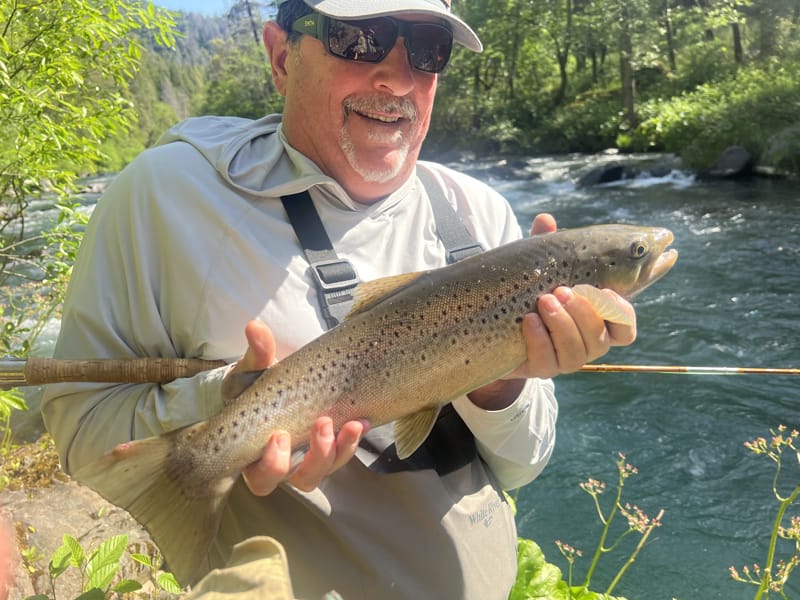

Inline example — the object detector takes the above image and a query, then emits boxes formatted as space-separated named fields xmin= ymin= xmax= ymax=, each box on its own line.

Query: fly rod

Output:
xmin=0 ymin=357 xmax=797 ymax=390
xmin=578 ymin=364 xmax=800 ymax=376
xmin=0 ymin=357 xmax=227 ymax=390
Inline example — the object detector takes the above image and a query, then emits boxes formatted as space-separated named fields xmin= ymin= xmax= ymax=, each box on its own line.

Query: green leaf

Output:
xmin=92 ymin=534 xmax=128 ymax=565
xmin=112 ymin=579 xmax=143 ymax=593
xmin=48 ymin=542 xmax=72 ymax=579
xmin=156 ymin=571 xmax=183 ymax=594
xmin=86 ymin=562 xmax=120 ymax=591
xmin=63 ymin=534 xmax=84 ymax=567
xmin=85 ymin=534 xmax=127 ymax=590
xmin=509 ymin=538 xmax=570 ymax=600
xmin=74 ymin=589 xmax=105 ymax=600
xmin=130 ymin=552 xmax=154 ymax=568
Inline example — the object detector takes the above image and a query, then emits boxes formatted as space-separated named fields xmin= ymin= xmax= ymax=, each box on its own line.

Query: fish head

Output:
xmin=567 ymin=224 xmax=678 ymax=299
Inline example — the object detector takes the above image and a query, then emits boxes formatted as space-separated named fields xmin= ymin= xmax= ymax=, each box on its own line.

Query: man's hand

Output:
xmin=225 ymin=320 xmax=368 ymax=496
xmin=467 ymin=213 xmax=637 ymax=410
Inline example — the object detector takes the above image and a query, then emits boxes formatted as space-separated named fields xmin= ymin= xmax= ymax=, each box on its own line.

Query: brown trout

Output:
xmin=75 ymin=224 xmax=677 ymax=585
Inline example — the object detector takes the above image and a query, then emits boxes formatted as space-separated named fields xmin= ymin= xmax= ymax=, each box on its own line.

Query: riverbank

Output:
xmin=1 ymin=435 xmax=172 ymax=599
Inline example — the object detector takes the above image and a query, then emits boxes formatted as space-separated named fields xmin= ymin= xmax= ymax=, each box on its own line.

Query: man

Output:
xmin=42 ymin=0 xmax=636 ymax=598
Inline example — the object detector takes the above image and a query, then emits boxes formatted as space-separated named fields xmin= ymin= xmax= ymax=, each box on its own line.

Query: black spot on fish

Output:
xmin=515 ymin=316 xmax=524 ymax=323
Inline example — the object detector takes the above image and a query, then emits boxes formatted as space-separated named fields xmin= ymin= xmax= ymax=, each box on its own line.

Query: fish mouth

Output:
xmin=651 ymin=229 xmax=678 ymax=282
xmin=630 ymin=229 xmax=678 ymax=298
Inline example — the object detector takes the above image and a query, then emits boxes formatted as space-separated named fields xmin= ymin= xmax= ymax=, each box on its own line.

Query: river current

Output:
xmin=475 ymin=153 xmax=799 ymax=599
xmin=8 ymin=153 xmax=799 ymax=599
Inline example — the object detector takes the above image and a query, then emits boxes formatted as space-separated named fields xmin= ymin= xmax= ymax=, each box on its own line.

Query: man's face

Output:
xmin=265 ymin=18 xmax=439 ymax=203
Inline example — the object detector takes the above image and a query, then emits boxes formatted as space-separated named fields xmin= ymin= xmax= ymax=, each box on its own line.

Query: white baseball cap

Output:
xmin=286 ymin=0 xmax=483 ymax=52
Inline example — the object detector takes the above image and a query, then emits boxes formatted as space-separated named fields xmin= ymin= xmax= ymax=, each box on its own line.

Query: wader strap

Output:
xmin=280 ymin=172 xmax=483 ymax=329
xmin=416 ymin=169 xmax=484 ymax=264
xmin=281 ymin=192 xmax=359 ymax=330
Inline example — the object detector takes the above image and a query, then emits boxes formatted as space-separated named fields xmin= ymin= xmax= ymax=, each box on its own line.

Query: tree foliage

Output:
xmin=0 ymin=0 xmax=177 ymax=353
xmin=428 ymin=0 xmax=800 ymax=158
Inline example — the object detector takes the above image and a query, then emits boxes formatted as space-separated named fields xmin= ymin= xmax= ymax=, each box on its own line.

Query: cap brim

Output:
xmin=302 ymin=0 xmax=483 ymax=52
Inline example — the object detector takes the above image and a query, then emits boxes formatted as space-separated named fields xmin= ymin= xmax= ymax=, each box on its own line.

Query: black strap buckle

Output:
xmin=446 ymin=242 xmax=484 ymax=264
xmin=310 ymin=258 xmax=360 ymax=292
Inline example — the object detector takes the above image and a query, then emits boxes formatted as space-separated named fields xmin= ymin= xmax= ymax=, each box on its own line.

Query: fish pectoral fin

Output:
xmin=347 ymin=271 xmax=425 ymax=318
xmin=394 ymin=406 xmax=441 ymax=460
xmin=572 ymin=284 xmax=633 ymax=326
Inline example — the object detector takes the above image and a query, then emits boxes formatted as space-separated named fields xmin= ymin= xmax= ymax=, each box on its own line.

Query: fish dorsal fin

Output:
xmin=346 ymin=271 xmax=425 ymax=319
xmin=394 ymin=406 xmax=441 ymax=460
xmin=572 ymin=284 xmax=633 ymax=326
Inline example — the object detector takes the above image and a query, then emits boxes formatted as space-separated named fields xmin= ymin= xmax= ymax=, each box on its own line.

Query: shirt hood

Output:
xmin=155 ymin=115 xmax=414 ymax=213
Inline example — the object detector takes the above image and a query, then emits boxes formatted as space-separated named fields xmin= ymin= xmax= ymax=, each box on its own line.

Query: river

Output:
xmin=7 ymin=153 xmax=799 ymax=599
xmin=478 ymin=153 xmax=799 ymax=599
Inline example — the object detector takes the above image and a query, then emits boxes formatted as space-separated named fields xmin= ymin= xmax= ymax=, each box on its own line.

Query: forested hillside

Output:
xmin=4 ymin=0 xmax=800 ymax=178
xmin=101 ymin=0 xmax=799 ymax=174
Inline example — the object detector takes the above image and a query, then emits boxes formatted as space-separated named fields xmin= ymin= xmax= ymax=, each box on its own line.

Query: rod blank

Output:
xmin=1 ymin=358 xmax=797 ymax=390
xmin=579 ymin=364 xmax=800 ymax=376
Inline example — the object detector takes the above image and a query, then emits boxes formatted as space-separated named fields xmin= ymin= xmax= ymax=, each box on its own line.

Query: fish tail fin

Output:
xmin=74 ymin=428 xmax=235 ymax=586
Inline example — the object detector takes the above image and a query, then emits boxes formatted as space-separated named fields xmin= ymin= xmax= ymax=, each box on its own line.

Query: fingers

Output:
xmin=243 ymin=418 xmax=368 ymax=497
xmin=510 ymin=287 xmax=638 ymax=379
xmin=530 ymin=213 xmax=557 ymax=236
xmin=240 ymin=320 xmax=278 ymax=371
xmin=243 ymin=431 xmax=291 ymax=496
xmin=289 ymin=418 xmax=367 ymax=492
xmin=222 ymin=321 xmax=278 ymax=400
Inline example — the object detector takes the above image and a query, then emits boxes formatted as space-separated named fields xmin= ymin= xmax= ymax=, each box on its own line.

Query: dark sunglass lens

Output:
xmin=408 ymin=23 xmax=453 ymax=73
xmin=328 ymin=19 xmax=397 ymax=63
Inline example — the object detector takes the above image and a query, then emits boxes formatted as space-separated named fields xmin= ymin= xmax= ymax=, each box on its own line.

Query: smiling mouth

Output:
xmin=351 ymin=108 xmax=403 ymax=124
xmin=344 ymin=97 xmax=417 ymax=125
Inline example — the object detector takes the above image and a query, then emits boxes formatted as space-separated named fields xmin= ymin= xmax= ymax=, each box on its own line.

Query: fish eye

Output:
xmin=630 ymin=241 xmax=649 ymax=259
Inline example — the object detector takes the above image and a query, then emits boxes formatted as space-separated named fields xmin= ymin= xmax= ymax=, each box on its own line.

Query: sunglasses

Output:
xmin=291 ymin=12 xmax=454 ymax=74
